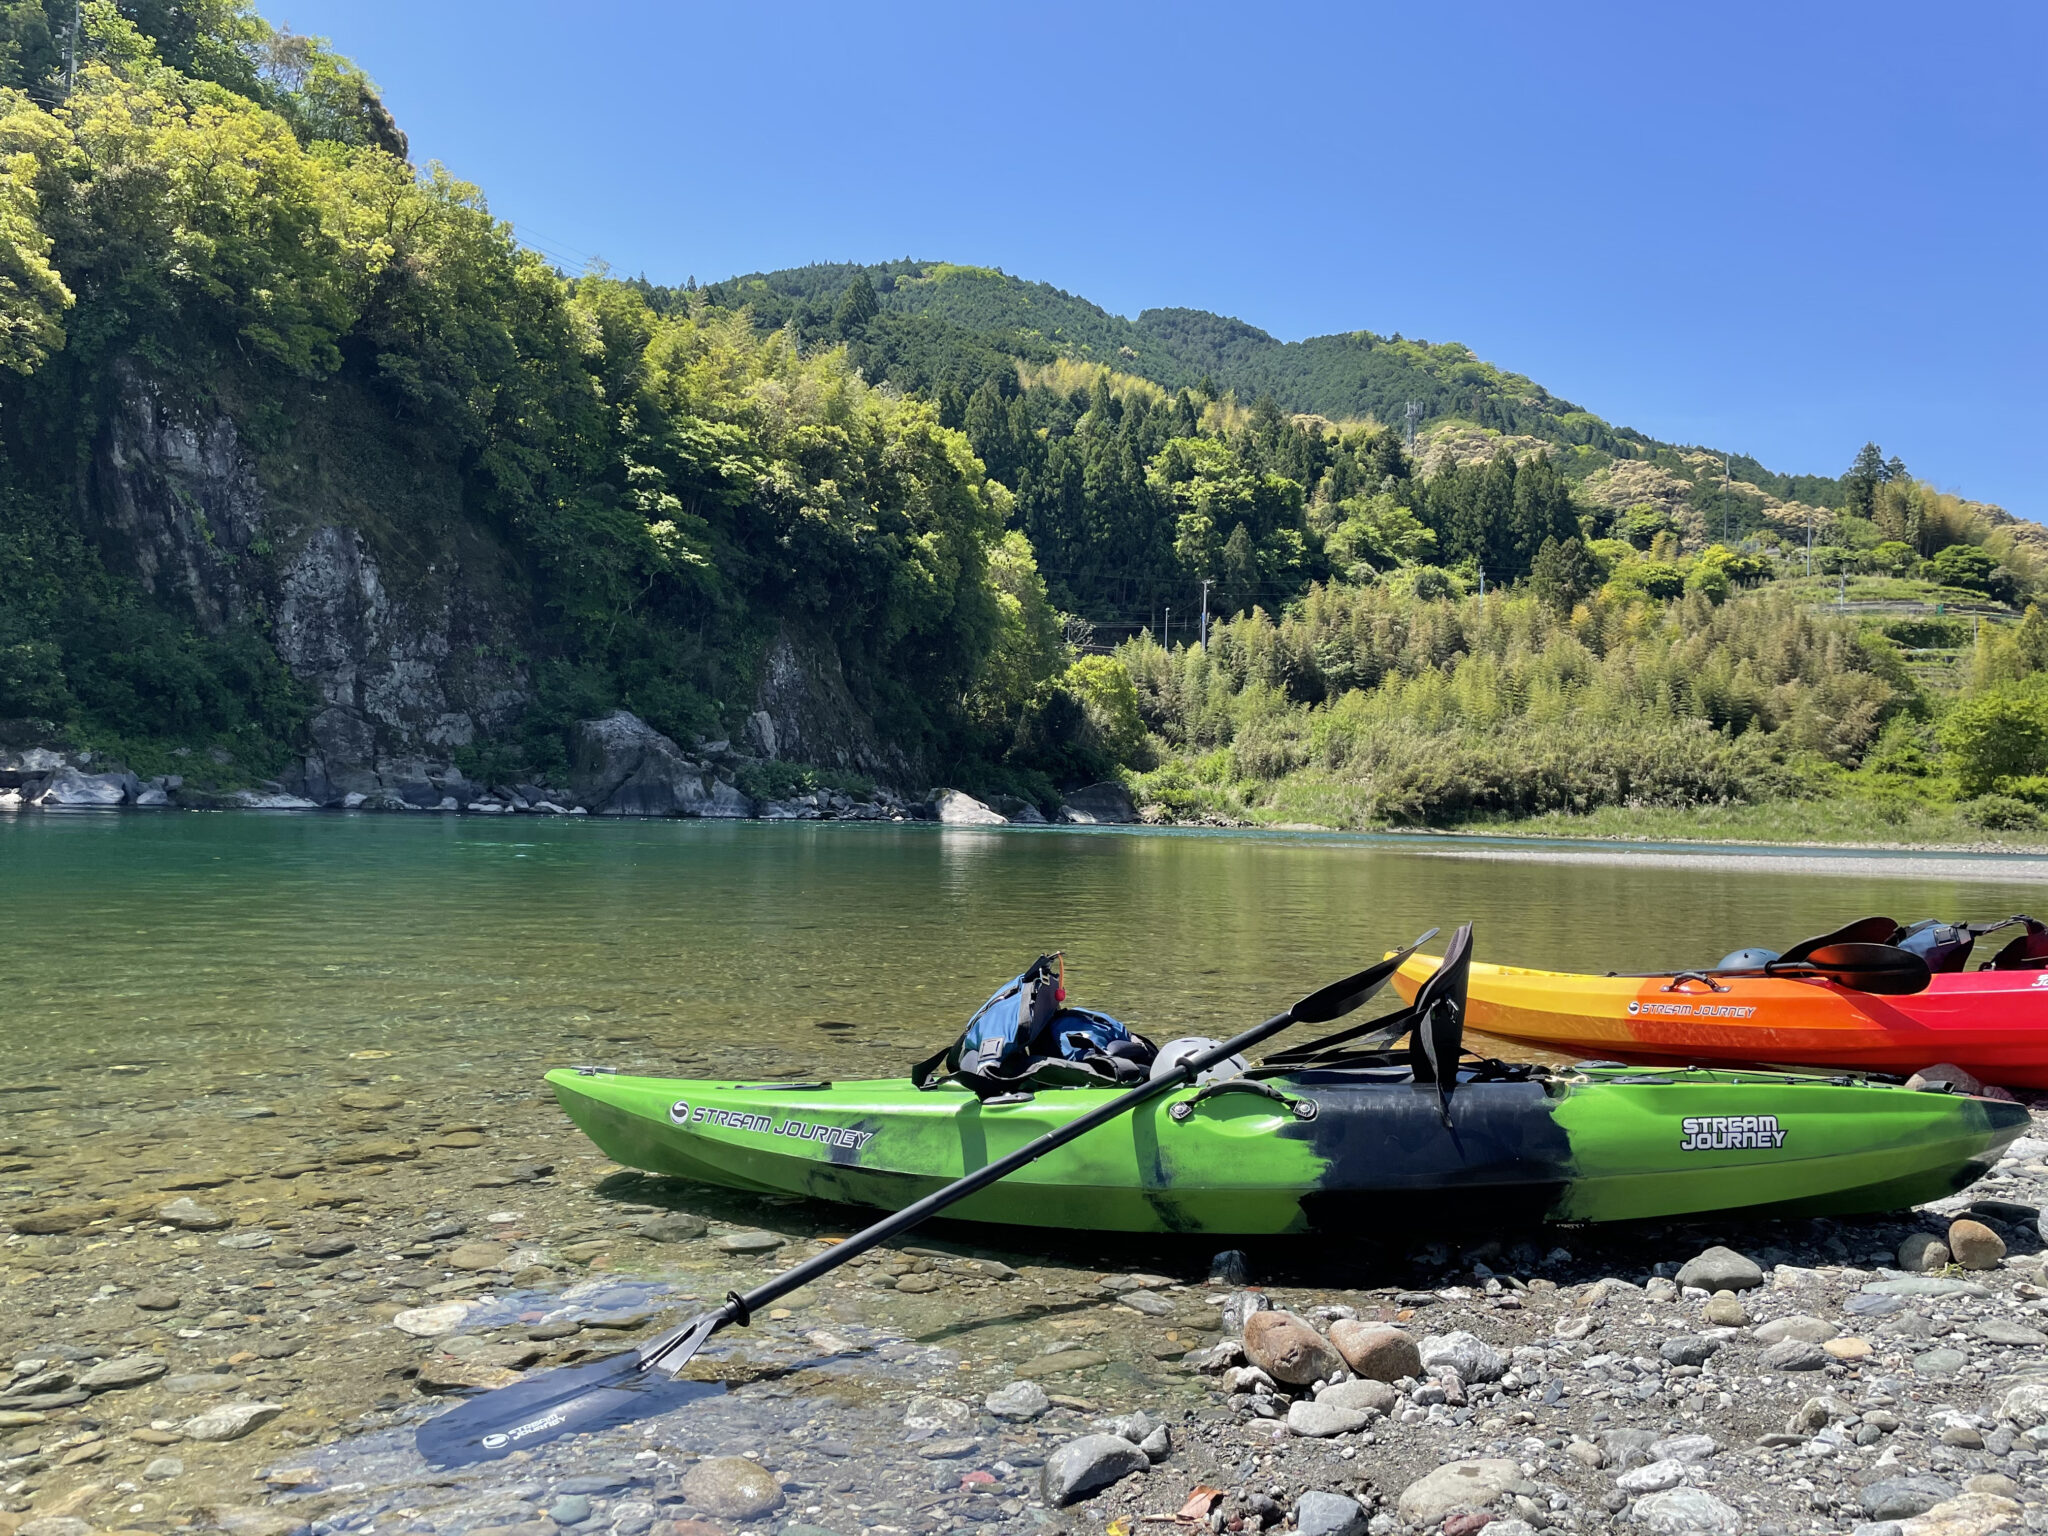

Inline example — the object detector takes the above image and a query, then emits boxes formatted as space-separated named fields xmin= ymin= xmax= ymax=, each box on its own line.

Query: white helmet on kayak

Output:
xmin=1150 ymin=1037 xmax=1248 ymax=1084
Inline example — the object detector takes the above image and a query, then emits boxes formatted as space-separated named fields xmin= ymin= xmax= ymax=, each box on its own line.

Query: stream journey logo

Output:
xmin=1628 ymin=999 xmax=1759 ymax=1018
xmin=669 ymin=1099 xmax=876 ymax=1151
xmin=1680 ymin=1114 xmax=1788 ymax=1151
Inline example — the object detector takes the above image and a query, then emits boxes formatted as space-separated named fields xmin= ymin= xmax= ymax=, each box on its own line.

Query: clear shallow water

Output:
xmin=4 ymin=813 xmax=2044 ymax=1096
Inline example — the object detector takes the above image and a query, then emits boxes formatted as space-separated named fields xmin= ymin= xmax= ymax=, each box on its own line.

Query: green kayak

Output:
xmin=547 ymin=1061 xmax=2028 ymax=1234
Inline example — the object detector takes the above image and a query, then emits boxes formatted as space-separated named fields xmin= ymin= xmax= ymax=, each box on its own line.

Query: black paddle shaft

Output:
xmin=640 ymin=938 xmax=1432 ymax=1373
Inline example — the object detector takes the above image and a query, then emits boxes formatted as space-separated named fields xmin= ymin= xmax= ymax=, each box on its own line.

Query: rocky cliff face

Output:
xmin=753 ymin=626 xmax=924 ymax=785
xmin=75 ymin=363 xmax=919 ymax=803
xmin=86 ymin=365 xmax=534 ymax=800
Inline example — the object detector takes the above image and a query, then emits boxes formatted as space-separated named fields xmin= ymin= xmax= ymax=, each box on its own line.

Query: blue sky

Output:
xmin=278 ymin=1 xmax=2046 ymax=514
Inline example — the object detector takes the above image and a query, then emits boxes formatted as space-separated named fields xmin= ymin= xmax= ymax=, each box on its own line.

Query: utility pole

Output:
xmin=66 ymin=0 xmax=79 ymax=91
xmin=1199 ymin=579 xmax=1212 ymax=652
xmin=1478 ymin=567 xmax=1486 ymax=599
xmin=1404 ymin=400 xmax=1421 ymax=457
xmin=1163 ymin=606 xmax=1171 ymax=651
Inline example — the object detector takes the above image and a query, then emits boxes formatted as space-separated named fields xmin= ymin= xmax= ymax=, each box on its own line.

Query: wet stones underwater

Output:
xmin=4 ymin=1058 xmax=2048 ymax=1536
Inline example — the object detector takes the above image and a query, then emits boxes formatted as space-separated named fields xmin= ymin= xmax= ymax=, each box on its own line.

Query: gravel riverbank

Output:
xmin=5 ymin=1089 xmax=2047 ymax=1536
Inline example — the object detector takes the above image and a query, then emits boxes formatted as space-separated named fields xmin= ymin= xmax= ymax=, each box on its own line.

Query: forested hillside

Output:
xmin=3 ymin=3 xmax=2047 ymax=840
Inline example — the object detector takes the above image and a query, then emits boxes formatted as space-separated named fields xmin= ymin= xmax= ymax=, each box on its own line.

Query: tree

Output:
xmin=1327 ymin=492 xmax=1434 ymax=575
xmin=968 ymin=531 xmax=1066 ymax=734
xmin=1883 ymin=454 xmax=1907 ymax=483
xmin=1927 ymin=543 xmax=2000 ymax=596
xmin=1529 ymin=535 xmax=1597 ymax=615
xmin=2020 ymin=605 xmax=2048 ymax=676
xmin=1612 ymin=561 xmax=1686 ymax=601
xmin=0 ymin=1 xmax=62 ymax=93
xmin=833 ymin=272 xmax=878 ymax=336
xmin=1684 ymin=561 xmax=1730 ymax=604
xmin=1507 ymin=451 xmax=1577 ymax=578
xmin=1940 ymin=683 xmax=2048 ymax=794
xmin=1063 ymin=654 xmax=1148 ymax=768
xmin=1220 ymin=521 xmax=1257 ymax=614
xmin=1615 ymin=503 xmax=1675 ymax=550
xmin=1845 ymin=442 xmax=1886 ymax=519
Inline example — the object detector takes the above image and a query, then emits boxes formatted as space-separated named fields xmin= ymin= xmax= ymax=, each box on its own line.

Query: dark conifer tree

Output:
xmin=1845 ymin=442 xmax=1886 ymax=518
xmin=833 ymin=273 xmax=880 ymax=337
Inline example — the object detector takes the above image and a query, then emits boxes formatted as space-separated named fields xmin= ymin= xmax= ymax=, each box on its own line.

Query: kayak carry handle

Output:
xmin=1168 ymin=1079 xmax=1318 ymax=1122
xmin=1662 ymin=971 xmax=1731 ymax=994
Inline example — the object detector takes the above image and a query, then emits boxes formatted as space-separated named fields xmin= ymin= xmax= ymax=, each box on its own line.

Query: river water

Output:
xmin=6 ymin=813 xmax=2045 ymax=1095
xmin=3 ymin=812 xmax=2045 ymax=1523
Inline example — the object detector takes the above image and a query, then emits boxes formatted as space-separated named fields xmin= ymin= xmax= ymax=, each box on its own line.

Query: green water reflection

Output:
xmin=4 ymin=814 xmax=2041 ymax=1097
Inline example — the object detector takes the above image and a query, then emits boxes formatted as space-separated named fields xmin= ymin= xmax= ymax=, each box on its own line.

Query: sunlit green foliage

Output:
xmin=1116 ymin=586 xmax=1921 ymax=825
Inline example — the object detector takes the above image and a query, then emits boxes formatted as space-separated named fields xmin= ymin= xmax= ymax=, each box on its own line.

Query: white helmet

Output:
xmin=1150 ymin=1036 xmax=1249 ymax=1084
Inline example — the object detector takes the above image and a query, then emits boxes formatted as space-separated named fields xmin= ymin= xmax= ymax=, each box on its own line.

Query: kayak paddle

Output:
xmin=415 ymin=932 xmax=1438 ymax=1465
xmin=1765 ymin=942 xmax=1931 ymax=996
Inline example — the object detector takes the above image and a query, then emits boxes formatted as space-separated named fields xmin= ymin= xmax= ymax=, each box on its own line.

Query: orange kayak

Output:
xmin=1393 ymin=954 xmax=2048 ymax=1089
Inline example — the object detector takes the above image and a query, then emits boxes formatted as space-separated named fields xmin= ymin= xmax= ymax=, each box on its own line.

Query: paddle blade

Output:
xmin=1769 ymin=941 xmax=1931 ymax=996
xmin=415 ymin=1307 xmax=734 ymax=1466
xmin=1778 ymin=916 xmax=1899 ymax=965
xmin=1293 ymin=928 xmax=1439 ymax=1025
xmin=1411 ymin=924 xmax=1472 ymax=1124
xmin=417 ymin=1365 xmax=722 ymax=1467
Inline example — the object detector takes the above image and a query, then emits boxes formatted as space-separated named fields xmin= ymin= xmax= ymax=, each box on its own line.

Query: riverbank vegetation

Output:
xmin=0 ymin=3 xmax=2044 ymax=846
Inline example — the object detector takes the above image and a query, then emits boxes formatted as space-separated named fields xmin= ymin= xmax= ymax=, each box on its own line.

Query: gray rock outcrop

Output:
xmin=34 ymin=766 xmax=137 ymax=806
xmin=934 ymin=789 xmax=1007 ymax=825
xmin=571 ymin=711 xmax=751 ymax=818
xmin=754 ymin=626 xmax=921 ymax=784
xmin=1059 ymin=781 xmax=1138 ymax=823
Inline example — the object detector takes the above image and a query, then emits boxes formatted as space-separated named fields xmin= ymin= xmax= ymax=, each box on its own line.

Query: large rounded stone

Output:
xmin=1859 ymin=1476 xmax=1957 ymax=1521
xmin=984 ymin=1380 xmax=1049 ymax=1420
xmin=1673 ymin=1246 xmax=1762 ymax=1292
xmin=391 ymin=1301 xmax=476 ymax=1337
xmin=680 ymin=1457 xmax=783 ymax=1519
xmin=1398 ymin=1459 xmax=1519 ymax=1524
xmin=1419 ymin=1329 xmax=1506 ymax=1383
xmin=1317 ymin=1378 xmax=1398 ymax=1414
xmin=1998 ymin=1379 xmax=2048 ymax=1428
xmin=1243 ymin=1310 xmax=1343 ymax=1386
xmin=1759 ymin=1339 xmax=1829 ymax=1371
xmin=1616 ymin=1460 xmax=1685 ymax=1494
xmin=1947 ymin=1219 xmax=2006 ymax=1271
xmin=1753 ymin=1315 xmax=1837 ymax=1345
xmin=1658 ymin=1335 xmax=1720 ymax=1367
xmin=1286 ymin=1399 xmax=1368 ymax=1438
xmin=78 ymin=1355 xmax=168 ymax=1392
xmin=445 ymin=1241 xmax=509 ymax=1271
xmin=902 ymin=1394 xmax=973 ymax=1435
xmin=156 ymin=1196 xmax=230 ymax=1231
xmin=1630 ymin=1488 xmax=1741 ymax=1534
xmin=1901 ymin=1493 xmax=2023 ymax=1535
xmin=1293 ymin=1491 xmax=1368 ymax=1536
xmin=1328 ymin=1321 xmax=1421 ymax=1382
xmin=1704 ymin=1291 xmax=1747 ymax=1327
xmin=1041 ymin=1433 xmax=1147 ymax=1507
xmin=1899 ymin=1232 xmax=1952 ymax=1272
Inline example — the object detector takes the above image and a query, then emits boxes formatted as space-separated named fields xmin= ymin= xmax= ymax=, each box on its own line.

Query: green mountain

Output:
xmin=690 ymin=260 xmax=1843 ymax=507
